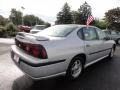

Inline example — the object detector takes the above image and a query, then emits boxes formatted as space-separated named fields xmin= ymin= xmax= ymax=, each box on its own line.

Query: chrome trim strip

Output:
xmin=89 ymin=48 xmax=111 ymax=55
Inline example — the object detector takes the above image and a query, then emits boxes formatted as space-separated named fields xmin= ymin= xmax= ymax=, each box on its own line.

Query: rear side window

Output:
xmin=83 ymin=27 xmax=98 ymax=41
xmin=37 ymin=25 xmax=78 ymax=37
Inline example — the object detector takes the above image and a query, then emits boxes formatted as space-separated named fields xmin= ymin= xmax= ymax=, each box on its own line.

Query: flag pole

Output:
xmin=86 ymin=17 xmax=89 ymax=29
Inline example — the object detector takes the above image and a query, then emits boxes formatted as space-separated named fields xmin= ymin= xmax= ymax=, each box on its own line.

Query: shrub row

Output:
xmin=0 ymin=22 xmax=18 ymax=38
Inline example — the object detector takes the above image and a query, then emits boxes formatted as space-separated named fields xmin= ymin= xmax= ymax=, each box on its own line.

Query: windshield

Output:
xmin=37 ymin=25 xmax=78 ymax=37
xmin=33 ymin=26 xmax=46 ymax=30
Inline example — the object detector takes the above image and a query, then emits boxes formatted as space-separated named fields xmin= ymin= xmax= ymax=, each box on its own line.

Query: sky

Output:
xmin=0 ymin=0 xmax=120 ymax=24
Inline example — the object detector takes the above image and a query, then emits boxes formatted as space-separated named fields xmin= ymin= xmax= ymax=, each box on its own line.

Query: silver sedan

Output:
xmin=11 ymin=24 xmax=116 ymax=80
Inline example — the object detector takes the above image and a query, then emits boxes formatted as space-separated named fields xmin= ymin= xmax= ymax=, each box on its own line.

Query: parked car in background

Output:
xmin=30 ymin=25 xmax=47 ymax=34
xmin=103 ymin=30 xmax=120 ymax=45
xmin=18 ymin=25 xmax=31 ymax=33
xmin=11 ymin=25 xmax=116 ymax=80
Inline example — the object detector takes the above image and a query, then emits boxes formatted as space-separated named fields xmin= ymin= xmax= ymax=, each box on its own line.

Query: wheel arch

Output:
xmin=71 ymin=53 xmax=86 ymax=66
xmin=66 ymin=53 xmax=87 ymax=80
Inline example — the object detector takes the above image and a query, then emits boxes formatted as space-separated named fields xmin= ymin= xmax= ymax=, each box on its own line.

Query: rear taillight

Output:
xmin=32 ymin=47 xmax=40 ymax=57
xmin=15 ymin=39 xmax=48 ymax=59
xmin=28 ymin=45 xmax=48 ymax=59
xmin=40 ymin=46 xmax=48 ymax=59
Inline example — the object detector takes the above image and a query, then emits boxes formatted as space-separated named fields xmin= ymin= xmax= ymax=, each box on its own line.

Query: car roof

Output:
xmin=54 ymin=24 xmax=97 ymax=28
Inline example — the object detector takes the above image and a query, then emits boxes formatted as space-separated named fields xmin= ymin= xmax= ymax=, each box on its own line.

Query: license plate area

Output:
xmin=14 ymin=54 xmax=19 ymax=63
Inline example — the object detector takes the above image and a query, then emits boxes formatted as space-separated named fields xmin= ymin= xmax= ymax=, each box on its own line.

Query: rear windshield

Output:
xmin=37 ymin=25 xmax=78 ymax=37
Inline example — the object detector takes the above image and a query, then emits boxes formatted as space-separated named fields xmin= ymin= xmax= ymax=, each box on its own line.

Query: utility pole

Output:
xmin=21 ymin=6 xmax=25 ymax=25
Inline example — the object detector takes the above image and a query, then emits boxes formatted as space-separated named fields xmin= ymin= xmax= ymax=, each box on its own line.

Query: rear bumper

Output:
xmin=11 ymin=45 xmax=66 ymax=80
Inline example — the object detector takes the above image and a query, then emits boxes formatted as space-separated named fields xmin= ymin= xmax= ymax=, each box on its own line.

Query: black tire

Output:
xmin=66 ymin=56 xmax=84 ymax=80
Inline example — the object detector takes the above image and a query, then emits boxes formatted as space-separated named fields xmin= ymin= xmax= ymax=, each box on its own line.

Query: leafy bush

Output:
xmin=5 ymin=22 xmax=18 ymax=37
xmin=0 ymin=27 xmax=6 ymax=37
xmin=94 ymin=19 xmax=110 ymax=29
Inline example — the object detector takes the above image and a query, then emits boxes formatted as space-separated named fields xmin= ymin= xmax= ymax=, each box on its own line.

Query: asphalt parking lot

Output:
xmin=0 ymin=44 xmax=120 ymax=90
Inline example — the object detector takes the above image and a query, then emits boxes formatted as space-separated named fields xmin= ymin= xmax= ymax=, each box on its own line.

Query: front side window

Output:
xmin=96 ymin=29 xmax=106 ymax=40
xmin=83 ymin=27 xmax=98 ymax=41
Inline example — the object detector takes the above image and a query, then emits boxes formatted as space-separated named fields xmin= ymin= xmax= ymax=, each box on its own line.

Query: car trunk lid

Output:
xmin=15 ymin=32 xmax=48 ymax=59
xmin=16 ymin=32 xmax=49 ymax=43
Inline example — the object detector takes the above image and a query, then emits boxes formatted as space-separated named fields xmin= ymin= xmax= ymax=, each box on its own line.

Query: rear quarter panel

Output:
xmin=38 ymin=30 xmax=85 ymax=70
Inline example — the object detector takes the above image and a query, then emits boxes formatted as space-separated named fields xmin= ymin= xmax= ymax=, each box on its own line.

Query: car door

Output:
xmin=96 ymin=28 xmax=112 ymax=56
xmin=82 ymin=27 xmax=105 ymax=63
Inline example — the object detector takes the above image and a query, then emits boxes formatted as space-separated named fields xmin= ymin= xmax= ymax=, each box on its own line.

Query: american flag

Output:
xmin=86 ymin=15 xmax=94 ymax=25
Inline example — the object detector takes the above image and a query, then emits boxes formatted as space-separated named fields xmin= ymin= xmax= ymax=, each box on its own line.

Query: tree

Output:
xmin=35 ymin=17 xmax=45 ymax=25
xmin=56 ymin=2 xmax=73 ymax=24
xmin=9 ymin=8 xmax=22 ymax=25
xmin=77 ymin=1 xmax=92 ymax=24
xmin=0 ymin=15 xmax=8 ymax=26
xmin=5 ymin=22 xmax=18 ymax=37
xmin=105 ymin=7 xmax=120 ymax=31
xmin=71 ymin=11 xmax=80 ymax=24
xmin=23 ymin=15 xmax=45 ymax=26
xmin=94 ymin=19 xmax=110 ymax=29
